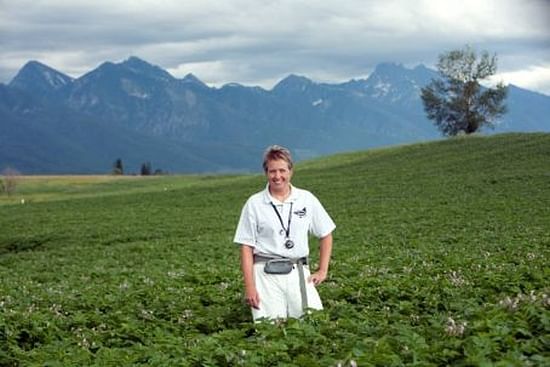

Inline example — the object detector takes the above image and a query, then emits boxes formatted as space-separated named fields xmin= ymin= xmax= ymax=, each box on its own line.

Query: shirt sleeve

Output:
xmin=233 ymin=198 xmax=257 ymax=247
xmin=308 ymin=192 xmax=336 ymax=238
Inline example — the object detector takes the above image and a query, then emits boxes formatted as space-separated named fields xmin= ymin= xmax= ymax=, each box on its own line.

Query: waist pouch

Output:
xmin=264 ymin=259 xmax=294 ymax=274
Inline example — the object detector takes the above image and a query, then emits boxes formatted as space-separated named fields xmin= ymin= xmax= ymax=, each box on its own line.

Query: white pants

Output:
xmin=251 ymin=263 xmax=323 ymax=321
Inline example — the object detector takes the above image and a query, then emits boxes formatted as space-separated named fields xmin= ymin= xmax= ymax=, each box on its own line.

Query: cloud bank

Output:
xmin=1 ymin=0 xmax=549 ymax=93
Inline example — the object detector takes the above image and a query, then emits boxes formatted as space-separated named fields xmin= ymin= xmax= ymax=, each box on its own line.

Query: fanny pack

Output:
xmin=264 ymin=258 xmax=294 ymax=274
xmin=254 ymin=254 xmax=308 ymax=274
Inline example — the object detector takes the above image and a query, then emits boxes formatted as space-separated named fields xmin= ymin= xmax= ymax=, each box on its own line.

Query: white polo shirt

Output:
xmin=234 ymin=185 xmax=336 ymax=258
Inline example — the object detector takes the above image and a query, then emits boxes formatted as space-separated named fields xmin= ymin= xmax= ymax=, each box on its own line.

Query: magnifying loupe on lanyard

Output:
xmin=284 ymin=239 xmax=295 ymax=249
xmin=271 ymin=202 xmax=294 ymax=250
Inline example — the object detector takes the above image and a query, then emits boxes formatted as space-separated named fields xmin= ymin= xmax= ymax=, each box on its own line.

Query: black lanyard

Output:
xmin=270 ymin=202 xmax=293 ymax=239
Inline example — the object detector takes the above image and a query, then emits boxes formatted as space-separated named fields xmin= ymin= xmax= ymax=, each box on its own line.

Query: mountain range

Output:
xmin=1 ymin=56 xmax=549 ymax=174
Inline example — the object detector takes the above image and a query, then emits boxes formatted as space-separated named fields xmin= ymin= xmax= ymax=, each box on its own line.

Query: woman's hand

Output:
xmin=308 ymin=269 xmax=327 ymax=286
xmin=309 ymin=234 xmax=332 ymax=286
xmin=241 ymin=245 xmax=260 ymax=309
xmin=245 ymin=286 xmax=261 ymax=309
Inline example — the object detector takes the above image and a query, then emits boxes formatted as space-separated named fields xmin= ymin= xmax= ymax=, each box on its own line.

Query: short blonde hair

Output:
xmin=262 ymin=145 xmax=293 ymax=172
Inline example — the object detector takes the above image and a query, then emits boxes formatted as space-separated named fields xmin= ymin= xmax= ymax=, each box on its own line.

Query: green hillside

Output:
xmin=1 ymin=133 xmax=548 ymax=366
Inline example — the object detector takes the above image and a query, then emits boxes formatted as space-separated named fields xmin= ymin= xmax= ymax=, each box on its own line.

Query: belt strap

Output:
xmin=253 ymin=254 xmax=308 ymax=265
xmin=254 ymin=254 xmax=309 ymax=312
xmin=296 ymin=261 xmax=308 ymax=312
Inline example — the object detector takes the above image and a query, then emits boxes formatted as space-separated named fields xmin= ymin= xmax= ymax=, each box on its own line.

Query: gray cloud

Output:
xmin=1 ymin=0 xmax=549 ymax=94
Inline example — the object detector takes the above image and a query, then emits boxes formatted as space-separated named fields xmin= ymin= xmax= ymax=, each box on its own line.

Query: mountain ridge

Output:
xmin=1 ymin=57 xmax=549 ymax=174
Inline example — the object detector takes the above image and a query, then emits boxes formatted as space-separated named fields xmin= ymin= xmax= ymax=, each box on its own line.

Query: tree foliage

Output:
xmin=421 ymin=45 xmax=508 ymax=136
xmin=1 ymin=167 xmax=20 ymax=196
xmin=140 ymin=161 xmax=152 ymax=176
xmin=112 ymin=158 xmax=124 ymax=175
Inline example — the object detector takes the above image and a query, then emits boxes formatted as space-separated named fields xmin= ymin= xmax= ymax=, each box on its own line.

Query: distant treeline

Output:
xmin=112 ymin=159 xmax=166 ymax=176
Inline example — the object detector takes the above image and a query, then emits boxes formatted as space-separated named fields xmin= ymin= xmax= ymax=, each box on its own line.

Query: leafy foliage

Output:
xmin=1 ymin=168 xmax=20 ymax=196
xmin=112 ymin=159 xmax=124 ymax=175
xmin=421 ymin=45 xmax=508 ymax=136
xmin=140 ymin=161 xmax=152 ymax=176
xmin=0 ymin=133 xmax=549 ymax=366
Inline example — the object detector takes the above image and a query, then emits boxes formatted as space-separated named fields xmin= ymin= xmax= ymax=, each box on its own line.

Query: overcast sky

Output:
xmin=1 ymin=0 xmax=550 ymax=94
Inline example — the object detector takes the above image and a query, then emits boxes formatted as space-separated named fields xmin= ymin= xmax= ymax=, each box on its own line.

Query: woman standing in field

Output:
xmin=234 ymin=145 xmax=336 ymax=321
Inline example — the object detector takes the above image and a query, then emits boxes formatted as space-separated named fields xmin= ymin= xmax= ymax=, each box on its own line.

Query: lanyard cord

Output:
xmin=270 ymin=202 xmax=293 ymax=238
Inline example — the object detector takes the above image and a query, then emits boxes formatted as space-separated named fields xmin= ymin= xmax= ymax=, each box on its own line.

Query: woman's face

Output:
xmin=266 ymin=159 xmax=292 ymax=192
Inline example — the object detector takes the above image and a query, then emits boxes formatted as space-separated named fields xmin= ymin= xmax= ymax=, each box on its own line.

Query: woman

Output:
xmin=234 ymin=145 xmax=336 ymax=321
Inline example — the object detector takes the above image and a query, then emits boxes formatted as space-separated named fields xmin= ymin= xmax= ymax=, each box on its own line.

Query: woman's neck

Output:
xmin=269 ymin=185 xmax=291 ymax=202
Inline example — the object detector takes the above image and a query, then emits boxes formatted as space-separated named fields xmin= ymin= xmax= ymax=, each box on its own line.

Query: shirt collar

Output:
xmin=263 ymin=183 xmax=299 ymax=204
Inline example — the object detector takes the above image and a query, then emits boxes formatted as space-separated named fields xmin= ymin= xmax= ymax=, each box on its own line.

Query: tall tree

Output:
xmin=1 ymin=167 xmax=20 ymax=196
xmin=421 ymin=45 xmax=508 ymax=136
xmin=140 ymin=162 xmax=152 ymax=176
xmin=112 ymin=158 xmax=124 ymax=175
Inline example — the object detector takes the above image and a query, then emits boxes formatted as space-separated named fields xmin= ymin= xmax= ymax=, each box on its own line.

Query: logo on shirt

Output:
xmin=293 ymin=207 xmax=307 ymax=218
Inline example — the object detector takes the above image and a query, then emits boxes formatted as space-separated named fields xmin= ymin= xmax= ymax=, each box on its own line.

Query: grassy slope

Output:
xmin=0 ymin=133 xmax=548 ymax=366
